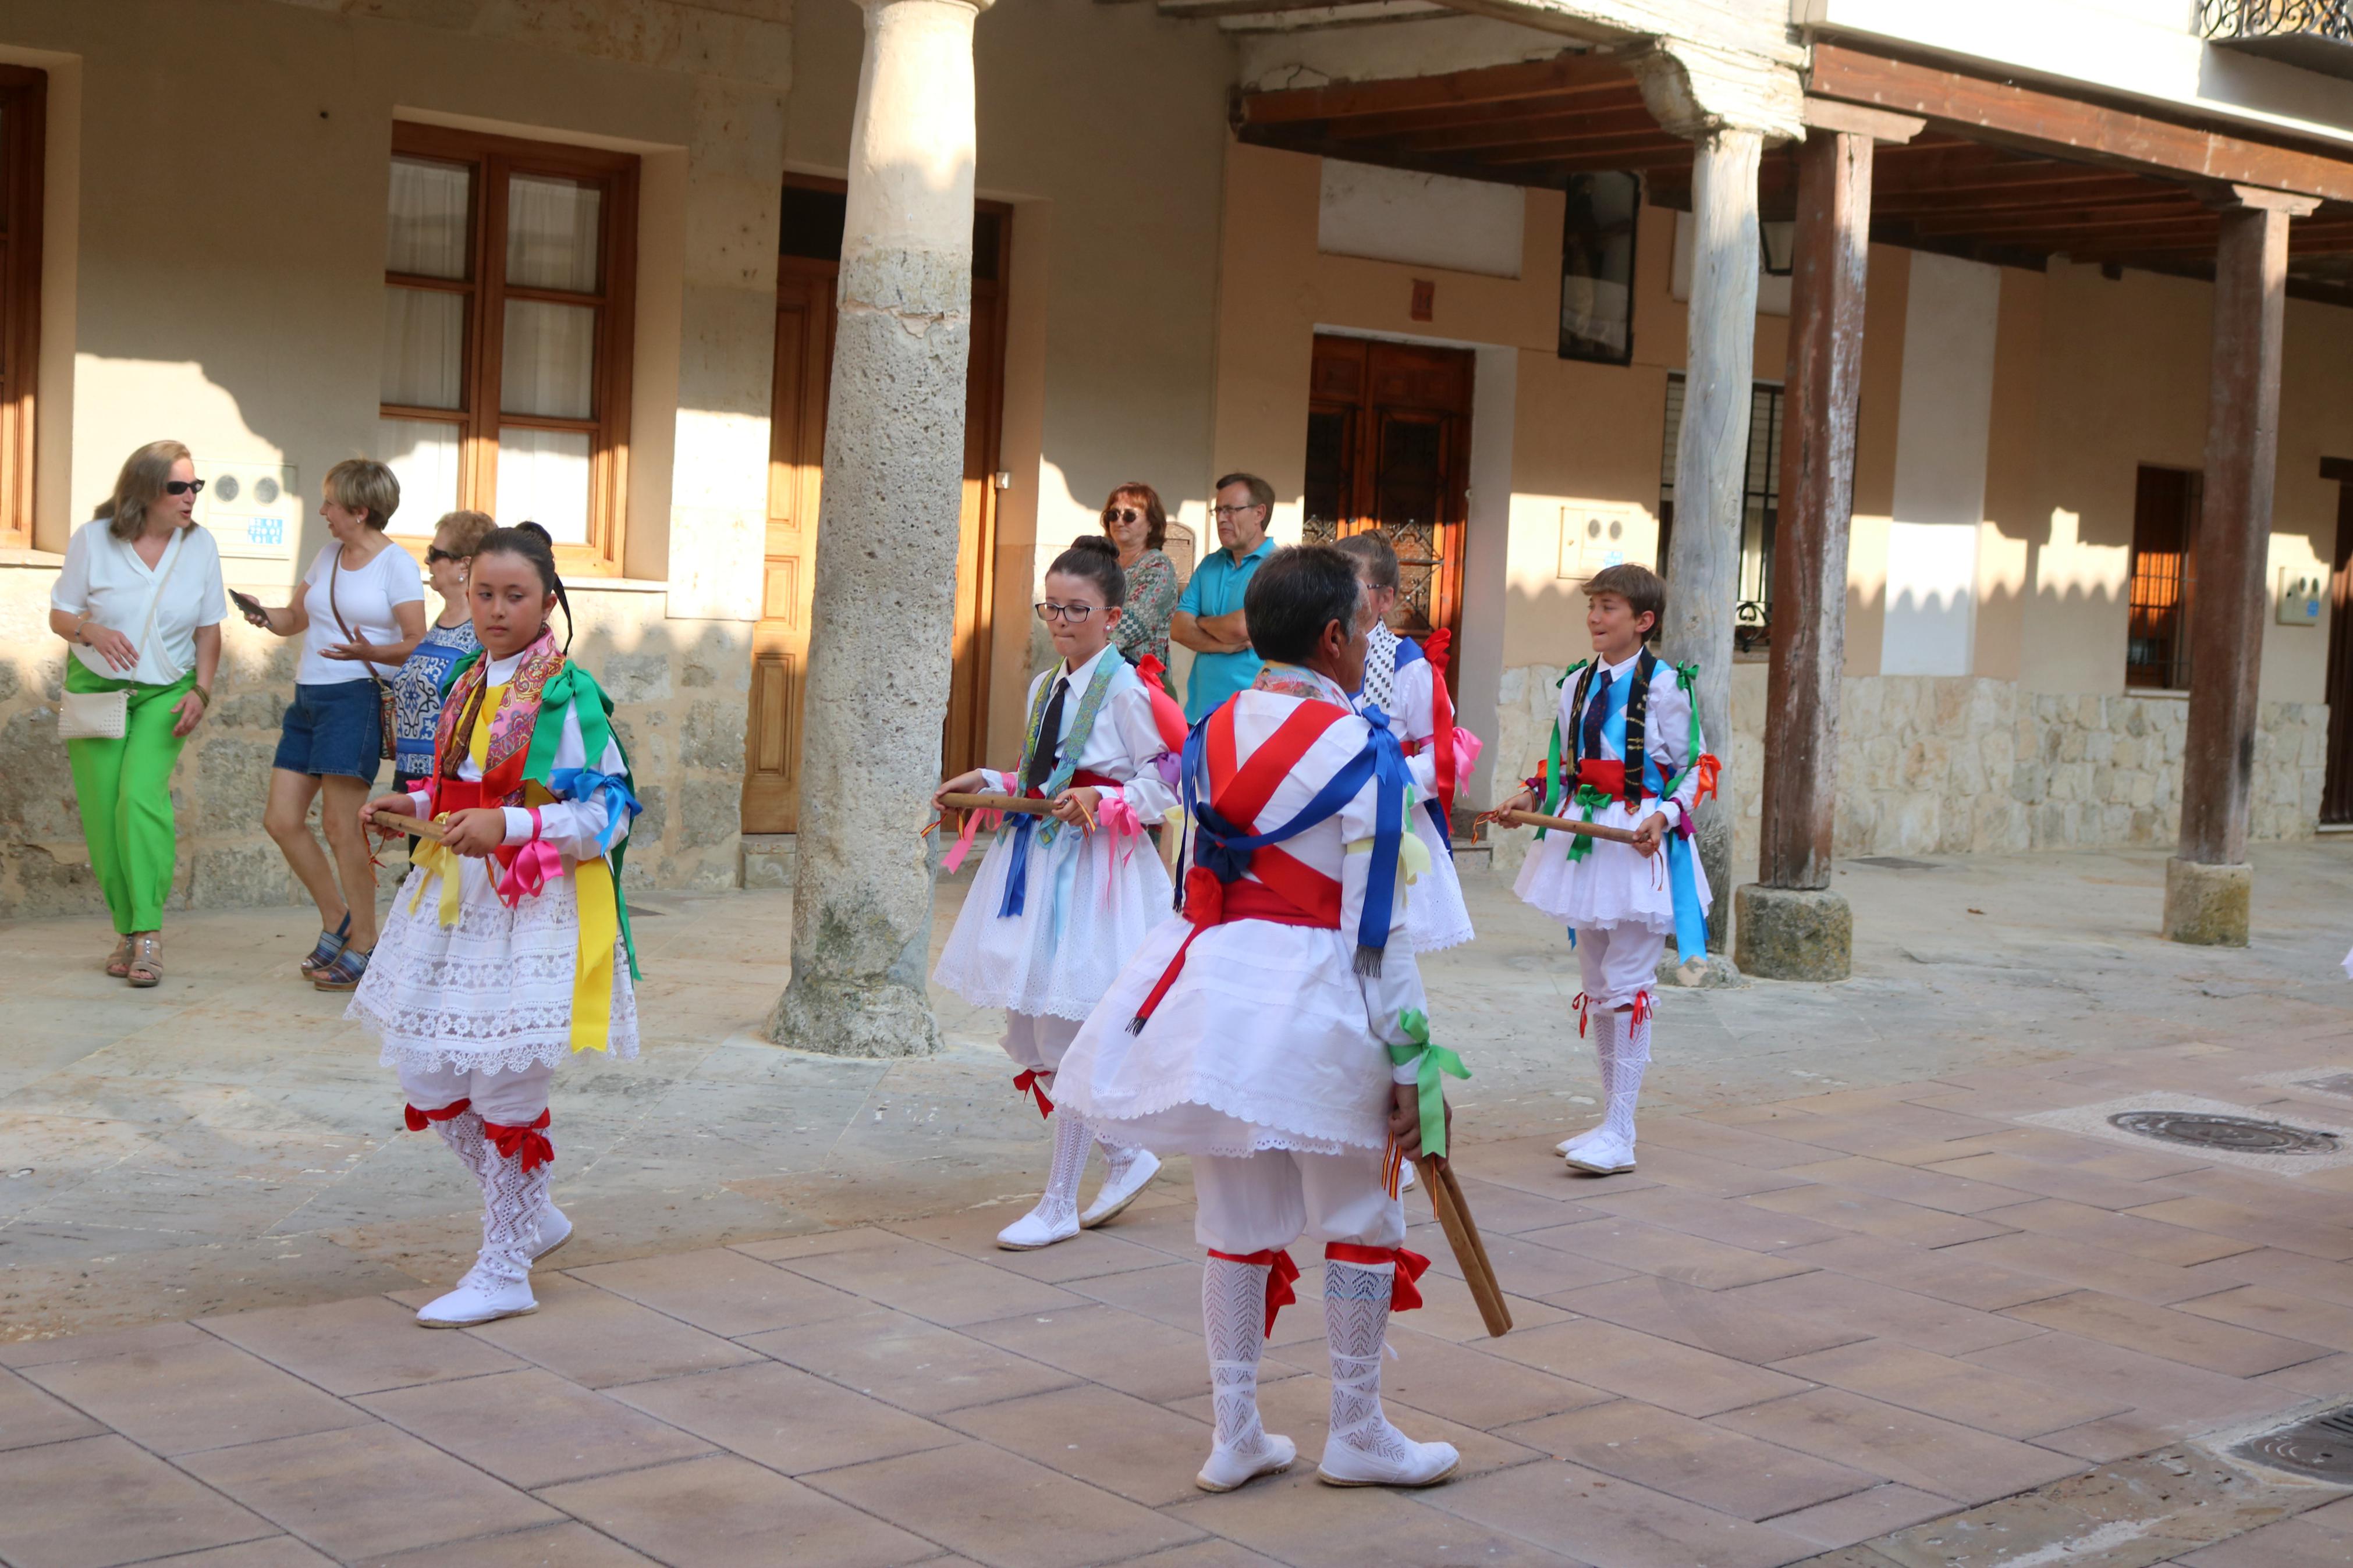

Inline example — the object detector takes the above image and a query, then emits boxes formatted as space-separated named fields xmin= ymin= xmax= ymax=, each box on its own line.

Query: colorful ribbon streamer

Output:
xmin=1386 ymin=1008 xmax=1469 ymax=1161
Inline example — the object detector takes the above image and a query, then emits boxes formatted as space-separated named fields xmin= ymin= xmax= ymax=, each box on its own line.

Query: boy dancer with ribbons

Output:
xmin=1059 ymin=545 xmax=1464 ymax=1494
xmin=1498 ymin=563 xmax=1714 ymax=1176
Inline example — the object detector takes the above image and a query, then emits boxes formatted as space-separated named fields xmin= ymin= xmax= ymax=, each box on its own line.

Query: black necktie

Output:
xmin=1580 ymin=666 xmax=1610 ymax=763
xmin=1024 ymin=677 xmax=1069 ymax=794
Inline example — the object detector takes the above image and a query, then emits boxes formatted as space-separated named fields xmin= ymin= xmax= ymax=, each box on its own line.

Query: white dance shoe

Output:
xmin=995 ymin=1204 xmax=1081 ymax=1250
xmin=1081 ymin=1149 xmax=1160 ymax=1228
xmin=1555 ymin=1126 xmax=1604 ymax=1157
xmin=532 ymin=1200 xmax=573 ymax=1261
xmin=1562 ymin=1130 xmax=1636 ymax=1175
xmin=1197 ymin=1433 xmax=1297 ymax=1492
xmin=416 ymin=1267 xmax=537 ymax=1328
xmin=1317 ymin=1428 xmax=1460 ymax=1488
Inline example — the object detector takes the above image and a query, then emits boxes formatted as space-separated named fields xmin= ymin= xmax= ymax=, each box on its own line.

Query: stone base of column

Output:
xmin=766 ymin=976 xmax=943 ymax=1059
xmin=1732 ymin=884 xmax=1852 ymax=981
xmin=2163 ymin=858 xmax=2251 ymax=947
xmin=1656 ymin=950 xmax=1744 ymax=990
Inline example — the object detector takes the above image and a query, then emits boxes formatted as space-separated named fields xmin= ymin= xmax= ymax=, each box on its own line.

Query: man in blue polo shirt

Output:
xmin=1172 ymin=472 xmax=1277 ymax=721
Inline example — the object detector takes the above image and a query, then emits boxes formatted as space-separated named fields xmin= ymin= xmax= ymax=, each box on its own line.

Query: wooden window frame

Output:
xmin=0 ymin=66 xmax=43 ymax=551
xmin=2125 ymin=464 xmax=2201 ymax=692
xmin=382 ymin=122 xmax=637 ymax=574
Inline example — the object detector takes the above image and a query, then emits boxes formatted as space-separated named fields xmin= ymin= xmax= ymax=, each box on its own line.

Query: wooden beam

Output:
xmin=1905 ymin=202 xmax=2215 ymax=238
xmin=1382 ymin=105 xmax=1658 ymax=154
xmin=1809 ymin=44 xmax=2353 ymax=204
xmin=1237 ymin=50 xmax=1635 ymax=127
xmin=1471 ymin=130 xmax=1693 ymax=164
xmin=1314 ymin=84 xmax=1648 ymax=143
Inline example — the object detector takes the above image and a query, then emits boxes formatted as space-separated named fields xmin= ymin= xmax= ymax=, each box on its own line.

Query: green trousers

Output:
xmin=65 ymin=659 xmax=195 ymax=934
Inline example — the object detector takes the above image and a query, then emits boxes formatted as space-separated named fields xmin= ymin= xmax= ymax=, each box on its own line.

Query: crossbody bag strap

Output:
xmin=326 ymin=549 xmax=393 ymax=695
xmin=132 ymin=530 xmax=190 ymax=680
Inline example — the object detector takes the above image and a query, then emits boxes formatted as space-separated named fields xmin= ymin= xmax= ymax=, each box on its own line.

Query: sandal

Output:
xmin=105 ymin=935 xmax=132 ymax=978
xmin=313 ymin=945 xmax=371 ymax=993
xmin=126 ymin=933 xmax=162 ymax=989
xmin=300 ymin=912 xmax=353 ymax=977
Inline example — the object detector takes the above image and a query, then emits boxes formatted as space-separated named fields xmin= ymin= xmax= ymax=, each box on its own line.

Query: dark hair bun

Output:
xmin=516 ymin=521 xmax=552 ymax=545
xmin=1067 ymin=534 xmax=1117 ymax=558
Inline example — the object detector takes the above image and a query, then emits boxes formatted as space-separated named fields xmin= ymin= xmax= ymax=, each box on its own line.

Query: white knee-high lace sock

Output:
xmin=1034 ymin=1105 xmax=1091 ymax=1228
xmin=433 ymin=1108 xmax=491 ymax=1189
xmin=475 ymin=1149 xmax=551 ymax=1287
xmin=1589 ymin=1007 xmax=1620 ymax=1108
xmin=1204 ymin=1256 xmax=1274 ymax=1457
xmin=1605 ymin=1010 xmax=1651 ymax=1146
xmin=1324 ymin=1258 xmax=1412 ymax=1465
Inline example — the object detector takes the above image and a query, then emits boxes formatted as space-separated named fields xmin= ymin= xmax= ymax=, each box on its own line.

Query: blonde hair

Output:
xmin=434 ymin=509 xmax=496 ymax=557
xmin=325 ymin=457 xmax=400 ymax=532
xmin=106 ymin=440 xmax=194 ymax=541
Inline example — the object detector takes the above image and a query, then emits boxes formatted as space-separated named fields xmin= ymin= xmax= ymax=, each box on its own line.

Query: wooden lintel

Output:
xmin=1316 ymin=86 xmax=1648 ymax=143
xmin=1383 ymin=105 xmax=1658 ymax=154
xmin=1802 ymin=97 xmax=1923 ymax=144
xmin=1808 ymin=44 xmax=2353 ymax=204
xmin=1238 ymin=51 xmax=1635 ymax=127
xmin=1472 ymin=131 xmax=1694 ymax=164
xmin=2204 ymin=182 xmax=2324 ymax=216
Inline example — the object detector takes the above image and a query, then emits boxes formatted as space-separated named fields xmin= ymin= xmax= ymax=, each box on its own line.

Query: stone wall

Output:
xmin=0 ymin=567 xmax=749 ymax=922
xmin=1488 ymin=661 xmax=2327 ymax=874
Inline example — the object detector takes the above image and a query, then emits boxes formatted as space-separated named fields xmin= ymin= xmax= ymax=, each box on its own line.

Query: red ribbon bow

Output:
xmin=403 ymin=1098 xmax=473 ymax=1132
xmin=1571 ymin=991 xmax=1592 ymax=1038
xmin=1326 ymin=1243 xmax=1432 ymax=1313
xmin=1013 ymin=1069 xmax=1055 ymax=1119
xmin=482 ymin=1110 xmax=553 ymax=1172
xmin=1208 ymin=1247 xmax=1300 ymax=1337
xmin=1630 ymin=990 xmax=1652 ymax=1027
xmin=1181 ymin=866 xmax=1225 ymax=927
xmin=1693 ymin=752 xmax=1722 ymax=805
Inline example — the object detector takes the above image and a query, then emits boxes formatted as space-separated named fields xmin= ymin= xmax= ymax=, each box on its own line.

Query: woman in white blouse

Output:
xmin=47 ymin=441 xmax=226 ymax=987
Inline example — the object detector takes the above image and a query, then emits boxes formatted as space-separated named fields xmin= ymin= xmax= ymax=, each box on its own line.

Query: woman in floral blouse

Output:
xmin=1100 ymin=483 xmax=1179 ymax=689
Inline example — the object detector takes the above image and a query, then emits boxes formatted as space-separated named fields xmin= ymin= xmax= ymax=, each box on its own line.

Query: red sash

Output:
xmin=1575 ymin=759 xmax=1628 ymax=797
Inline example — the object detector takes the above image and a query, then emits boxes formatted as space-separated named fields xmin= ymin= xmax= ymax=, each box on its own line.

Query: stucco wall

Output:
xmin=0 ymin=0 xmax=786 ymax=919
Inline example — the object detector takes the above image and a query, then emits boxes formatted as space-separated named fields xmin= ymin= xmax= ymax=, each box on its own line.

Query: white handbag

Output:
xmin=57 ymin=532 xmax=186 ymax=741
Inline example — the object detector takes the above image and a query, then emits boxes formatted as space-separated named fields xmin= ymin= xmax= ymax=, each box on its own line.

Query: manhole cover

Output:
xmin=1852 ymin=856 xmax=1941 ymax=870
xmin=2236 ymin=1406 xmax=2353 ymax=1482
xmin=2108 ymin=1110 xmax=2342 ymax=1155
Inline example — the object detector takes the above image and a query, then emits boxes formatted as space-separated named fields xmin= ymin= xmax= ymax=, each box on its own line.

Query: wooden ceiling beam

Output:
xmin=1874 ymin=186 xmax=2199 ymax=219
xmin=1474 ymin=133 xmax=1692 ymax=166
xmin=1904 ymin=202 xmax=2216 ymax=238
xmin=1313 ymin=85 xmax=1647 ymax=143
xmin=1382 ymin=105 xmax=1658 ymax=153
xmin=1809 ymin=43 xmax=2353 ymax=202
xmin=1238 ymin=49 xmax=1637 ymax=127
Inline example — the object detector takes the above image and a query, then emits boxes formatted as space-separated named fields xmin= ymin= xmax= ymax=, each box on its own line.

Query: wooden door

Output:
xmin=741 ymin=185 xmax=1009 ymax=834
xmin=1301 ymin=335 xmax=1473 ymax=664
xmin=2323 ymin=478 xmax=2353 ymax=823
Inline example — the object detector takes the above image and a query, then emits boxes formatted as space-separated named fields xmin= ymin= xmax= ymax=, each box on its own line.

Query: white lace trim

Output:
xmin=1074 ymin=1069 xmax=1380 ymax=1156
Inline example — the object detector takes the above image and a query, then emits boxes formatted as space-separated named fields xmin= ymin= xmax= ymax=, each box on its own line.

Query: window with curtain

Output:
xmin=0 ymin=66 xmax=44 ymax=550
xmin=379 ymin=125 xmax=636 ymax=564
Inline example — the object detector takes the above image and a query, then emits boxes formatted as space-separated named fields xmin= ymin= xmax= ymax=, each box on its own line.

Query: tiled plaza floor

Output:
xmin=7 ymin=1025 xmax=2353 ymax=1567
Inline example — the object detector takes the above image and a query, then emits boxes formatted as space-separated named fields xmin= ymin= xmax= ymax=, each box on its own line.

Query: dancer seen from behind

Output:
xmin=352 ymin=522 xmax=643 ymax=1327
xmin=1059 ymin=544 xmax=1465 ymax=1492
xmin=1332 ymin=532 xmax=1478 ymax=954
xmin=1497 ymin=563 xmax=1715 ymax=1175
xmin=933 ymin=535 xmax=1184 ymax=1250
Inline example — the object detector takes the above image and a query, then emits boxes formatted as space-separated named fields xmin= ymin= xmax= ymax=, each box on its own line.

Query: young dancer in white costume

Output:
xmin=1498 ymin=563 xmax=1715 ymax=1175
xmin=934 ymin=536 xmax=1181 ymax=1249
xmin=1059 ymin=545 xmax=1464 ymax=1493
xmin=353 ymin=523 xmax=643 ymax=1327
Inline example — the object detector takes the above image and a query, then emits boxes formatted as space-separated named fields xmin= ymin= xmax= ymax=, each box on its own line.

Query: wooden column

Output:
xmin=2165 ymin=185 xmax=2316 ymax=945
xmin=1660 ymin=126 xmax=1762 ymax=958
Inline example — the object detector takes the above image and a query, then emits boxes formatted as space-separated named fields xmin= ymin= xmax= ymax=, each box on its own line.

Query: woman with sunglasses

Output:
xmin=389 ymin=511 xmax=495 ymax=792
xmin=1099 ymin=483 xmax=1179 ymax=692
xmin=47 ymin=442 xmax=226 ymax=987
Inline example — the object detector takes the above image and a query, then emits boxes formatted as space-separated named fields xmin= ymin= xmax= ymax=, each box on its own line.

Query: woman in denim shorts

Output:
xmin=238 ymin=459 xmax=424 ymax=991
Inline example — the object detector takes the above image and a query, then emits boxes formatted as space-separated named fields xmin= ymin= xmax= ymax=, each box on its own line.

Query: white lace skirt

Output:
xmin=347 ymin=856 xmax=640 ymax=1077
xmin=1404 ymin=809 xmax=1474 ymax=954
xmin=1055 ymin=919 xmax=1394 ymax=1158
xmin=1512 ymin=794 xmax=1709 ymax=935
xmin=932 ymin=822 xmax=1174 ymax=1021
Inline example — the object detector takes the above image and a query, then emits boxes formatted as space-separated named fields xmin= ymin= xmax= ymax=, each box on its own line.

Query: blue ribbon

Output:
xmin=1666 ymin=831 xmax=1709 ymax=961
xmin=548 ymin=767 xmax=642 ymax=855
xmin=997 ymin=810 xmax=1040 ymax=918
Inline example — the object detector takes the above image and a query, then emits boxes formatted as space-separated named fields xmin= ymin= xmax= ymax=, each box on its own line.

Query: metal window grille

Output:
xmin=2127 ymin=466 xmax=2201 ymax=690
xmin=1659 ymin=374 xmax=1783 ymax=650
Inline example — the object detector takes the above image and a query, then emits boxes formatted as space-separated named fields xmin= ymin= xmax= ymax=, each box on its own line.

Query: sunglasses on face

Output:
xmin=165 ymin=479 xmax=206 ymax=497
xmin=425 ymin=547 xmax=471 ymax=564
xmin=1105 ymin=507 xmax=1144 ymax=525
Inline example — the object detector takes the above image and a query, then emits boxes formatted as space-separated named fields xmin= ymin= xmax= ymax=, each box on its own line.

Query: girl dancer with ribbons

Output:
xmin=1333 ymin=533 xmax=1479 ymax=954
xmin=1497 ymin=563 xmax=1715 ymax=1176
xmin=932 ymin=535 xmax=1184 ymax=1250
xmin=1057 ymin=545 xmax=1465 ymax=1493
xmin=352 ymin=522 xmax=643 ymax=1327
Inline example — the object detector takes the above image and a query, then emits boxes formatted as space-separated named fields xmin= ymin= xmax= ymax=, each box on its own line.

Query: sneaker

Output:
xmin=415 ymin=1267 xmax=537 ymax=1328
xmin=1197 ymin=1433 xmax=1297 ymax=1492
xmin=1080 ymin=1149 xmax=1159 ymax=1229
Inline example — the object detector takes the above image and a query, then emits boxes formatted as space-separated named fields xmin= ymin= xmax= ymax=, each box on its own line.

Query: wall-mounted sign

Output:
xmin=198 ymin=461 xmax=300 ymax=563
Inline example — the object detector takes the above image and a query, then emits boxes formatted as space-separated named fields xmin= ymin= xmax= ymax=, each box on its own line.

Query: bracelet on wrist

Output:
xmin=193 ymin=685 xmax=212 ymax=709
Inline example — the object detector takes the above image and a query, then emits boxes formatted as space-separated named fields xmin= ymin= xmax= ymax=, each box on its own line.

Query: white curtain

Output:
xmin=388 ymin=158 xmax=471 ymax=279
xmin=383 ymin=288 xmax=466 ymax=409
xmin=506 ymin=174 xmax=601 ymax=292
xmin=496 ymin=429 xmax=591 ymax=545
xmin=501 ymin=300 xmax=595 ymax=419
xmin=379 ymin=419 xmax=462 ymax=524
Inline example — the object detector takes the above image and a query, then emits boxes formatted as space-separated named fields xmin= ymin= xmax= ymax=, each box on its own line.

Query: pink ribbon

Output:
xmin=942 ymin=806 xmax=1003 ymax=874
xmin=1450 ymin=724 xmax=1484 ymax=777
xmin=494 ymin=838 xmax=564 ymax=908
xmin=1094 ymin=792 xmax=1146 ymax=885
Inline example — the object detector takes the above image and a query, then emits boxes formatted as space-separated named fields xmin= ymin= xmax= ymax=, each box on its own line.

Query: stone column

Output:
xmin=1630 ymin=43 xmax=1801 ymax=980
xmin=1735 ymin=101 xmax=1918 ymax=982
xmin=770 ymin=0 xmax=994 ymax=1057
xmin=2165 ymin=185 xmax=2316 ymax=947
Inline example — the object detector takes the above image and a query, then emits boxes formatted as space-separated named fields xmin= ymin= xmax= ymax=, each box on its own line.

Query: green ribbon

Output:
xmin=1560 ymin=783 xmax=1614 ymax=863
xmin=1386 ymin=1008 xmax=1468 ymax=1160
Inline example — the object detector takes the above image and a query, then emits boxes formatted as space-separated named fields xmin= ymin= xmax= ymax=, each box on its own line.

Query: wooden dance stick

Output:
xmin=368 ymin=808 xmax=448 ymax=842
xmin=938 ymin=791 xmax=1056 ymax=816
xmin=1424 ymin=1156 xmax=1514 ymax=1338
xmin=1495 ymin=808 xmax=1640 ymax=845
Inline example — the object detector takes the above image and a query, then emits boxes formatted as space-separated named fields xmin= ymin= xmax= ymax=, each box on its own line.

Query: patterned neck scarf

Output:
xmin=432 ymin=629 xmax=566 ymax=803
xmin=1361 ymin=622 xmax=1400 ymax=717
xmin=1253 ymin=661 xmax=1352 ymax=707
